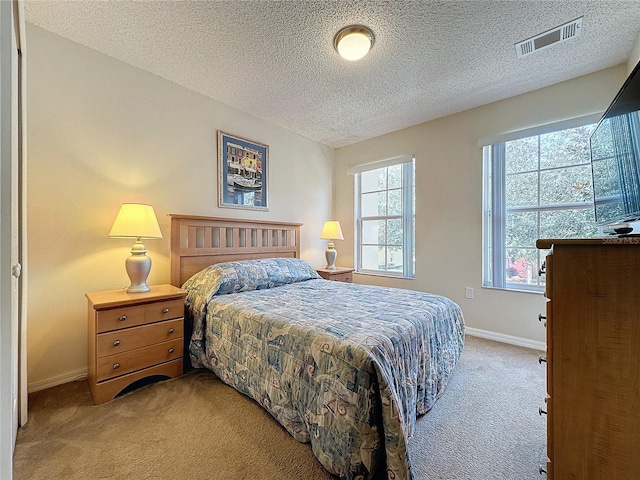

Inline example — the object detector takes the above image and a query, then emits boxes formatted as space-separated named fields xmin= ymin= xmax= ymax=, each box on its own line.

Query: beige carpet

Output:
xmin=13 ymin=336 xmax=546 ymax=479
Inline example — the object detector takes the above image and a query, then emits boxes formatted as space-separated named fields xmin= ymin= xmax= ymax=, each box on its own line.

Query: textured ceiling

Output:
xmin=24 ymin=1 xmax=640 ymax=148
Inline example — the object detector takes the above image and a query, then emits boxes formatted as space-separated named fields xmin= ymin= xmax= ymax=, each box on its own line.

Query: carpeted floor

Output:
xmin=13 ymin=335 xmax=546 ymax=479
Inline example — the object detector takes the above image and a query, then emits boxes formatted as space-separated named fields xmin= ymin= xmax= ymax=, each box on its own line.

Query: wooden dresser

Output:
xmin=536 ymin=238 xmax=640 ymax=479
xmin=315 ymin=266 xmax=355 ymax=283
xmin=86 ymin=284 xmax=187 ymax=404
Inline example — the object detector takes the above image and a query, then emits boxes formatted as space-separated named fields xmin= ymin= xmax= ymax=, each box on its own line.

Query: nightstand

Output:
xmin=316 ymin=267 xmax=355 ymax=283
xmin=86 ymin=284 xmax=187 ymax=404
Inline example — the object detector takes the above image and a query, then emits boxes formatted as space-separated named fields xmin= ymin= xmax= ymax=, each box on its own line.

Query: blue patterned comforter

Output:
xmin=184 ymin=258 xmax=465 ymax=480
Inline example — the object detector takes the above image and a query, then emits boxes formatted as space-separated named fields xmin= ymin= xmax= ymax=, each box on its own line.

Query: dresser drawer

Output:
xmin=97 ymin=338 xmax=183 ymax=382
xmin=96 ymin=298 xmax=185 ymax=333
xmin=545 ymin=301 xmax=553 ymax=397
xmin=97 ymin=318 xmax=183 ymax=357
xmin=547 ymin=396 xmax=554 ymax=471
xmin=544 ymin=253 xmax=553 ymax=299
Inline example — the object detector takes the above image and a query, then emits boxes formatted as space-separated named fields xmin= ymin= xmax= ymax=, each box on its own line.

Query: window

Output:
xmin=354 ymin=156 xmax=415 ymax=278
xmin=483 ymin=119 xmax=599 ymax=292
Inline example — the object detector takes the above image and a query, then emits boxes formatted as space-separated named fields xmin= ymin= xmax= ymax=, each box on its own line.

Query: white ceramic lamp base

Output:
xmin=125 ymin=240 xmax=152 ymax=293
xmin=325 ymin=241 xmax=338 ymax=269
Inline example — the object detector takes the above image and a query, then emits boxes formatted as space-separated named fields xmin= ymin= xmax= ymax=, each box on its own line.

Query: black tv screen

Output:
xmin=590 ymin=61 xmax=640 ymax=226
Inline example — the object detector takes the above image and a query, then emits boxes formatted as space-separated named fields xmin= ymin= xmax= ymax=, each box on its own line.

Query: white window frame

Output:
xmin=352 ymin=155 xmax=415 ymax=279
xmin=480 ymin=114 xmax=602 ymax=293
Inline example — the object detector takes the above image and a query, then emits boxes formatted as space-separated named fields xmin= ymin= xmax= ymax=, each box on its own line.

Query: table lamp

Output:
xmin=109 ymin=203 xmax=163 ymax=293
xmin=320 ymin=220 xmax=344 ymax=269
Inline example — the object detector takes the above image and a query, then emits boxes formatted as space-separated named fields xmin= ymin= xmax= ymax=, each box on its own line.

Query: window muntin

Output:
xmin=355 ymin=159 xmax=415 ymax=278
xmin=483 ymin=123 xmax=598 ymax=291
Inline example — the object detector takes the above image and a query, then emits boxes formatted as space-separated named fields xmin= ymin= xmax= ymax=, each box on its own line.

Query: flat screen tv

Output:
xmin=590 ymin=60 xmax=640 ymax=228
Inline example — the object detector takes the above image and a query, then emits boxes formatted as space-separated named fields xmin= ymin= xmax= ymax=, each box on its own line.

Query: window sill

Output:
xmin=482 ymin=285 xmax=544 ymax=295
xmin=355 ymin=270 xmax=415 ymax=280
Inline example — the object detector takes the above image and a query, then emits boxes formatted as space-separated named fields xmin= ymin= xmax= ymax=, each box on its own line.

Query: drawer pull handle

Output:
xmin=538 ymin=407 xmax=547 ymax=416
xmin=113 ymin=363 xmax=120 ymax=370
xmin=539 ymin=464 xmax=547 ymax=475
xmin=113 ymin=340 xmax=120 ymax=347
xmin=168 ymin=348 xmax=175 ymax=354
xmin=538 ymin=261 xmax=546 ymax=276
xmin=538 ymin=355 xmax=546 ymax=364
xmin=119 ymin=315 xmax=127 ymax=322
xmin=168 ymin=328 xmax=174 ymax=334
xmin=163 ymin=308 xmax=170 ymax=314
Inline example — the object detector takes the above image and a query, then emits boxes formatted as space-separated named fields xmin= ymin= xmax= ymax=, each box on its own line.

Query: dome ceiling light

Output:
xmin=334 ymin=25 xmax=374 ymax=61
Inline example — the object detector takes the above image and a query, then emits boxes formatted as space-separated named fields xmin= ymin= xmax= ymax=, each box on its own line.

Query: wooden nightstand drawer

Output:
xmin=97 ymin=338 xmax=183 ymax=382
xmin=97 ymin=318 xmax=183 ymax=357
xmin=144 ymin=298 xmax=185 ymax=322
xmin=96 ymin=298 xmax=184 ymax=333
xmin=86 ymin=284 xmax=187 ymax=404
xmin=316 ymin=267 xmax=355 ymax=283
xmin=328 ymin=272 xmax=352 ymax=282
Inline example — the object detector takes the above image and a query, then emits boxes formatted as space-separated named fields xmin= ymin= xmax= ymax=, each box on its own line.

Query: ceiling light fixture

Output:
xmin=334 ymin=25 xmax=374 ymax=61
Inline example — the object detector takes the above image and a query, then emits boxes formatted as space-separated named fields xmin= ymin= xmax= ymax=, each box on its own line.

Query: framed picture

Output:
xmin=217 ymin=131 xmax=269 ymax=211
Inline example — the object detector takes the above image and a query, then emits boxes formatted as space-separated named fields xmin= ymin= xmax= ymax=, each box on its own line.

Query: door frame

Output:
xmin=15 ymin=0 xmax=27 ymax=430
xmin=0 ymin=1 xmax=26 ymax=477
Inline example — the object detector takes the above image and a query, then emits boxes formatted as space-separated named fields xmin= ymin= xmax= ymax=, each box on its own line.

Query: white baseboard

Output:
xmin=28 ymin=367 xmax=88 ymax=393
xmin=465 ymin=327 xmax=546 ymax=351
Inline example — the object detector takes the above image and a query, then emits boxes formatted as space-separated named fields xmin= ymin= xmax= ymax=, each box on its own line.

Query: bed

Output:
xmin=169 ymin=215 xmax=465 ymax=480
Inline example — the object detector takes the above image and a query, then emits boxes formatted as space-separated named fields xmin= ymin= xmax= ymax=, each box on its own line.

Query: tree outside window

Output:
xmin=484 ymin=123 xmax=598 ymax=291
xmin=355 ymin=158 xmax=415 ymax=278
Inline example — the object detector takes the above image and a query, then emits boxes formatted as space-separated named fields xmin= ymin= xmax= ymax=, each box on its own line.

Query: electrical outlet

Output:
xmin=465 ymin=287 xmax=474 ymax=299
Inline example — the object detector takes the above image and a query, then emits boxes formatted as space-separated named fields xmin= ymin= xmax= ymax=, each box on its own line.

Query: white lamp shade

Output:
xmin=109 ymin=203 xmax=163 ymax=239
xmin=320 ymin=221 xmax=344 ymax=240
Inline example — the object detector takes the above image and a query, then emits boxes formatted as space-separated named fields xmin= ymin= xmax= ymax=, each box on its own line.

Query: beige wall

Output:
xmin=26 ymin=25 xmax=333 ymax=389
xmin=334 ymin=64 xmax=628 ymax=345
xmin=629 ymin=32 xmax=640 ymax=73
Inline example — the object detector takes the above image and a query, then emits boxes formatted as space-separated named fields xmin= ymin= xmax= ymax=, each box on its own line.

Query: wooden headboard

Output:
xmin=169 ymin=215 xmax=302 ymax=287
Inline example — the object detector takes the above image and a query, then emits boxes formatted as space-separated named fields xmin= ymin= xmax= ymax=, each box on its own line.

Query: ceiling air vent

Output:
xmin=516 ymin=17 xmax=583 ymax=58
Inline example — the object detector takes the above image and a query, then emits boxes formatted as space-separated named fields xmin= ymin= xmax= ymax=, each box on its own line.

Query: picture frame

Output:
xmin=217 ymin=131 xmax=269 ymax=211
